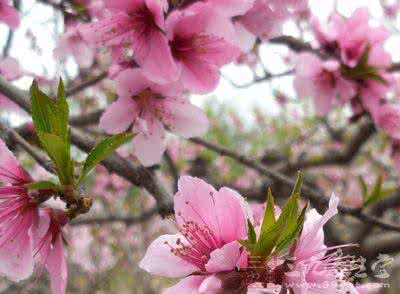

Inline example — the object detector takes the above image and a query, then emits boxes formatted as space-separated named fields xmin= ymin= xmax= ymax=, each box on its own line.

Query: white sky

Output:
xmin=1 ymin=0 xmax=399 ymax=125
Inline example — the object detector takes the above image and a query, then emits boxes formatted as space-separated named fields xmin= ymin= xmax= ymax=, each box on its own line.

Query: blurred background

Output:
xmin=1 ymin=0 xmax=400 ymax=293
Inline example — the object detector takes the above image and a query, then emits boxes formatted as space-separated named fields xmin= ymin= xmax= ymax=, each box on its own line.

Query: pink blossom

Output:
xmin=0 ymin=57 xmax=22 ymax=80
xmin=284 ymin=193 xmax=358 ymax=294
xmin=337 ymin=8 xmax=390 ymax=68
xmin=100 ymin=68 xmax=208 ymax=166
xmin=238 ymin=0 xmax=288 ymax=41
xmin=311 ymin=14 xmax=344 ymax=51
xmin=294 ymin=53 xmax=356 ymax=116
xmin=357 ymin=72 xmax=394 ymax=116
xmin=383 ymin=3 xmax=400 ymax=18
xmin=139 ymin=176 xmax=249 ymax=293
xmin=0 ymin=0 xmax=20 ymax=29
xmin=33 ymin=209 xmax=68 ymax=294
xmin=0 ymin=139 xmax=36 ymax=282
xmin=0 ymin=57 xmax=23 ymax=111
xmin=166 ymin=2 xmax=240 ymax=93
xmin=54 ymin=23 xmax=95 ymax=68
xmin=374 ymin=104 xmax=400 ymax=140
xmin=79 ymin=0 xmax=177 ymax=84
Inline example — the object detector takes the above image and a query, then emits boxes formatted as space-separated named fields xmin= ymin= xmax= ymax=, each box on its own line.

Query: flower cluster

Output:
xmin=140 ymin=176 xmax=363 ymax=293
xmin=294 ymin=7 xmax=400 ymax=168
xmin=0 ymin=139 xmax=68 ymax=294
xmin=60 ymin=0 xmax=311 ymax=166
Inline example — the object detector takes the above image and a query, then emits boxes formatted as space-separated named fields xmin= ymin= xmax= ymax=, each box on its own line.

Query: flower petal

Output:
xmin=214 ymin=187 xmax=248 ymax=243
xmin=205 ymin=241 xmax=241 ymax=273
xmin=99 ymin=97 xmax=137 ymax=134
xmin=132 ymin=117 xmax=166 ymax=166
xmin=161 ymin=98 xmax=209 ymax=138
xmin=46 ymin=235 xmax=68 ymax=294
xmin=174 ymin=176 xmax=219 ymax=238
xmin=0 ymin=139 xmax=31 ymax=184
xmin=163 ymin=275 xmax=205 ymax=294
xmin=139 ymin=234 xmax=199 ymax=278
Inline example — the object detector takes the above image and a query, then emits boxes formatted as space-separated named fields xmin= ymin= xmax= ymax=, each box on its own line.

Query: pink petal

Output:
xmin=295 ymin=193 xmax=339 ymax=259
xmin=180 ymin=61 xmax=221 ymax=94
xmin=174 ymin=176 xmax=219 ymax=239
xmin=99 ymin=97 xmax=137 ymax=134
xmin=0 ymin=3 xmax=20 ymax=29
xmin=0 ymin=57 xmax=22 ymax=80
xmin=163 ymin=276 xmax=206 ymax=294
xmin=208 ymin=0 xmax=255 ymax=17
xmin=115 ymin=68 xmax=151 ymax=98
xmin=141 ymin=30 xmax=179 ymax=84
xmin=205 ymin=241 xmax=241 ymax=273
xmin=199 ymin=275 xmax=223 ymax=293
xmin=0 ymin=212 xmax=34 ymax=282
xmin=132 ymin=117 xmax=166 ymax=166
xmin=214 ymin=187 xmax=248 ymax=243
xmin=233 ymin=22 xmax=256 ymax=53
xmin=46 ymin=235 xmax=68 ymax=294
xmin=0 ymin=139 xmax=31 ymax=184
xmin=160 ymin=98 xmax=209 ymax=138
xmin=79 ymin=13 xmax=135 ymax=47
xmin=139 ymin=234 xmax=199 ymax=278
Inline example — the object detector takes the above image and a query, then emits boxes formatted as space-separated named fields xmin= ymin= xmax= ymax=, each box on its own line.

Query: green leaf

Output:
xmin=258 ymin=188 xmax=276 ymax=239
xmin=55 ymin=78 xmax=69 ymax=142
xmin=25 ymin=180 xmax=61 ymax=191
xmin=362 ymin=175 xmax=394 ymax=207
xmin=359 ymin=176 xmax=368 ymax=200
xmin=247 ymin=219 xmax=257 ymax=244
xmin=357 ymin=45 xmax=370 ymax=68
xmin=291 ymin=172 xmax=302 ymax=197
xmin=38 ymin=132 xmax=73 ymax=184
xmin=274 ymin=202 xmax=308 ymax=253
xmin=30 ymin=81 xmax=56 ymax=134
xmin=363 ymin=175 xmax=382 ymax=207
xmin=30 ymin=79 xmax=70 ymax=141
xmin=78 ymin=133 xmax=134 ymax=183
xmin=253 ymin=192 xmax=300 ymax=257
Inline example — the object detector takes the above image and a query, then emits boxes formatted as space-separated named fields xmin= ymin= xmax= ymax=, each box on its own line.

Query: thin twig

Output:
xmin=71 ymin=206 xmax=160 ymax=226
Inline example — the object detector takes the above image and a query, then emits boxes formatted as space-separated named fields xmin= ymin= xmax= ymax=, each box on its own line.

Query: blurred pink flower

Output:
xmin=294 ymin=53 xmax=356 ymax=116
xmin=54 ymin=23 xmax=95 ymax=68
xmin=374 ymin=104 xmax=400 ymax=140
xmin=0 ymin=0 xmax=19 ymax=29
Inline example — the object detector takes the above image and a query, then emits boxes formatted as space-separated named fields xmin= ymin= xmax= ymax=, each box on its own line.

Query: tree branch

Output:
xmin=71 ymin=206 xmax=159 ymax=226
xmin=0 ymin=76 xmax=173 ymax=216
xmin=189 ymin=137 xmax=400 ymax=232
xmin=282 ymin=121 xmax=376 ymax=173
xmin=66 ymin=71 xmax=108 ymax=97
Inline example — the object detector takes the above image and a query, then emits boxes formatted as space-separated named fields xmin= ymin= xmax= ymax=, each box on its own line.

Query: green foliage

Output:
xmin=242 ymin=173 xmax=307 ymax=259
xmin=362 ymin=175 xmax=395 ymax=207
xmin=30 ymin=79 xmax=133 ymax=188
xmin=341 ymin=46 xmax=387 ymax=84
xmin=31 ymin=80 xmax=73 ymax=184
xmin=78 ymin=133 xmax=134 ymax=184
